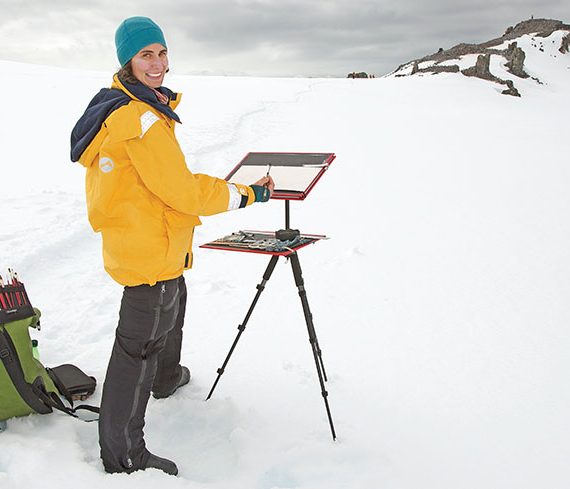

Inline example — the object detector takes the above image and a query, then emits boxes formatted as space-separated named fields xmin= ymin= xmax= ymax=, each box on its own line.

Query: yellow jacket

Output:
xmin=73 ymin=76 xmax=255 ymax=286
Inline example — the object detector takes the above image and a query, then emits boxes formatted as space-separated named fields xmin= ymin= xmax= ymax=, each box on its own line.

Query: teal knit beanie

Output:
xmin=115 ymin=16 xmax=167 ymax=66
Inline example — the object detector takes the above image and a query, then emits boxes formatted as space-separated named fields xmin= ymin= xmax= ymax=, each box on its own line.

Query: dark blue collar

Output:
xmin=119 ymin=79 xmax=181 ymax=124
xmin=70 ymin=78 xmax=181 ymax=162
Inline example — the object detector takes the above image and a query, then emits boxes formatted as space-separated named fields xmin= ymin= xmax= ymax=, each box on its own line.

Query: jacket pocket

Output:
xmin=163 ymin=210 xmax=201 ymax=270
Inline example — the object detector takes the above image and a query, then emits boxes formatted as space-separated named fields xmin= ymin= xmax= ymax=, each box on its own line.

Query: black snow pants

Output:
xmin=99 ymin=275 xmax=187 ymax=473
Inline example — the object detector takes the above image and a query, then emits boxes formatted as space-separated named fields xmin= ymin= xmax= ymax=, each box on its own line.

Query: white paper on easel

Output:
xmin=228 ymin=165 xmax=323 ymax=193
xmin=225 ymin=152 xmax=334 ymax=198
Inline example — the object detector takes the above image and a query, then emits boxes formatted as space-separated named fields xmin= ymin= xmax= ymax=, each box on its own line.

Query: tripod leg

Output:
xmin=289 ymin=254 xmax=328 ymax=380
xmin=289 ymin=252 xmax=337 ymax=440
xmin=206 ymin=255 xmax=279 ymax=400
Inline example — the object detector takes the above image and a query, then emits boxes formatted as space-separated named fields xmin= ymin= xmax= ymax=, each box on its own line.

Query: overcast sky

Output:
xmin=1 ymin=0 xmax=568 ymax=77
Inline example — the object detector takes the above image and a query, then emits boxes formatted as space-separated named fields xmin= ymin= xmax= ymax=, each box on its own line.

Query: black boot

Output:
xmin=152 ymin=366 xmax=191 ymax=399
xmin=103 ymin=451 xmax=178 ymax=476
xmin=144 ymin=452 xmax=178 ymax=476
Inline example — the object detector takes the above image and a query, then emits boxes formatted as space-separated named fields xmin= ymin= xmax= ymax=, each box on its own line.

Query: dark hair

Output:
xmin=115 ymin=61 xmax=139 ymax=84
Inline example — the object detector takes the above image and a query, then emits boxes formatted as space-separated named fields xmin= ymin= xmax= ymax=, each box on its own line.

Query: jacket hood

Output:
xmin=70 ymin=75 xmax=181 ymax=164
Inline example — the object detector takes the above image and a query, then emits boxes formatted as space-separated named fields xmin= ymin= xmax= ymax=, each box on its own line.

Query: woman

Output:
xmin=70 ymin=16 xmax=274 ymax=476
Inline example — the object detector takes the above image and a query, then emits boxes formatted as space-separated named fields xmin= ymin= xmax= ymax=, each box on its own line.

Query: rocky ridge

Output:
xmin=390 ymin=18 xmax=570 ymax=96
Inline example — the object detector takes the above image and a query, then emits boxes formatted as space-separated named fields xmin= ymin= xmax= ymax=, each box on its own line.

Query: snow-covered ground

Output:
xmin=1 ymin=34 xmax=569 ymax=489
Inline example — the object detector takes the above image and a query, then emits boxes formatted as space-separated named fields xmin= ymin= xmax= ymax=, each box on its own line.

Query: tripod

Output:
xmin=206 ymin=201 xmax=337 ymax=441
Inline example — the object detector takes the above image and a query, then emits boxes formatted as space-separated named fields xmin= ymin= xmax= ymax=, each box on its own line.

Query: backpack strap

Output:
xmin=0 ymin=329 xmax=52 ymax=415
xmin=32 ymin=387 xmax=99 ymax=422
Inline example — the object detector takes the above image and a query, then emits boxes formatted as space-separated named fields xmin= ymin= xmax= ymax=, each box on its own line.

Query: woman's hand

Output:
xmin=250 ymin=176 xmax=275 ymax=201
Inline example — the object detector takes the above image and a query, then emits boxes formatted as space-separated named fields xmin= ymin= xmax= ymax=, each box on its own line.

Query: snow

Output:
xmin=1 ymin=38 xmax=570 ymax=489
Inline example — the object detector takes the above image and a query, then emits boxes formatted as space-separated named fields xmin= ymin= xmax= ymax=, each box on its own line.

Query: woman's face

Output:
xmin=130 ymin=43 xmax=169 ymax=88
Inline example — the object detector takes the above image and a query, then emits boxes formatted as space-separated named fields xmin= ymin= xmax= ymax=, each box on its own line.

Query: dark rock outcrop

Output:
xmin=461 ymin=54 xmax=521 ymax=97
xmin=502 ymin=79 xmax=521 ymax=97
xmin=505 ymin=42 xmax=529 ymax=78
xmin=462 ymin=53 xmax=493 ymax=79
xmin=389 ymin=17 xmax=569 ymax=97
xmin=411 ymin=61 xmax=459 ymax=75
xmin=394 ymin=18 xmax=569 ymax=73
xmin=347 ymin=72 xmax=369 ymax=79
xmin=430 ymin=65 xmax=460 ymax=73
xmin=560 ymin=33 xmax=570 ymax=53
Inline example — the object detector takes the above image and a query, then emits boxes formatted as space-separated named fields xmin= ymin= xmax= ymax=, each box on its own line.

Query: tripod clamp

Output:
xmin=275 ymin=228 xmax=300 ymax=241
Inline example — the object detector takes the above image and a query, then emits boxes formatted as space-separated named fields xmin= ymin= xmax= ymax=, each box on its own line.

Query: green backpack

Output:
xmin=0 ymin=309 xmax=60 ymax=420
xmin=1 ymin=274 xmax=99 ymax=430
xmin=0 ymin=308 xmax=98 ymax=424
